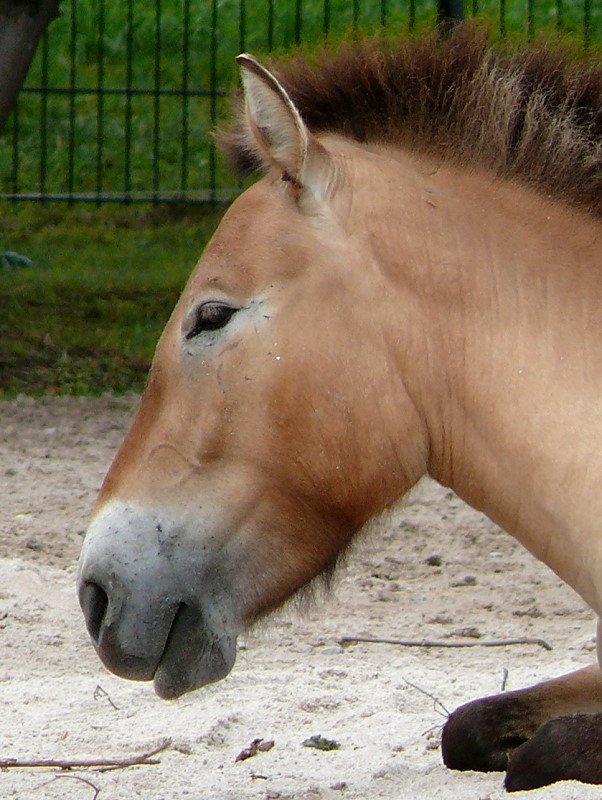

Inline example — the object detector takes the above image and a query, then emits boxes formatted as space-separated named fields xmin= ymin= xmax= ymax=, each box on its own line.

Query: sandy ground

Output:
xmin=0 ymin=395 xmax=600 ymax=800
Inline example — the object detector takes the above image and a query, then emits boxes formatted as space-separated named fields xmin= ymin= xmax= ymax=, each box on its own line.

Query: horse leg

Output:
xmin=441 ymin=663 xmax=602 ymax=786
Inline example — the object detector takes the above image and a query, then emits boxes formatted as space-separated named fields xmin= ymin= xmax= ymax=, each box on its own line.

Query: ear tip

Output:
xmin=236 ymin=53 xmax=275 ymax=87
xmin=236 ymin=53 xmax=257 ymax=69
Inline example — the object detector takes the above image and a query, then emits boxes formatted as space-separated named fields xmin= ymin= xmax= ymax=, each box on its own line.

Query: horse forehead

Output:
xmin=188 ymin=182 xmax=320 ymax=292
xmin=214 ymin=180 xmax=294 ymax=249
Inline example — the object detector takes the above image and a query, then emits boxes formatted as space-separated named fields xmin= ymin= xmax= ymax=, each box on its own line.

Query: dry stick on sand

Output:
xmin=339 ymin=636 xmax=552 ymax=651
xmin=0 ymin=738 xmax=172 ymax=771
xmin=34 ymin=774 xmax=101 ymax=799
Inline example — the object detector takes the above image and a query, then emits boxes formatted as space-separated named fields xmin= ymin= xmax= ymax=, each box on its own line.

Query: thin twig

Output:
xmin=403 ymin=678 xmax=450 ymax=718
xmin=501 ymin=667 xmax=509 ymax=692
xmin=34 ymin=774 xmax=100 ymax=799
xmin=0 ymin=738 xmax=172 ymax=770
xmin=93 ymin=684 xmax=119 ymax=711
xmin=339 ymin=635 xmax=552 ymax=651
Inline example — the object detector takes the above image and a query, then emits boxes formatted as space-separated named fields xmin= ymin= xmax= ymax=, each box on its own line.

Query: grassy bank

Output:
xmin=0 ymin=205 xmax=223 ymax=395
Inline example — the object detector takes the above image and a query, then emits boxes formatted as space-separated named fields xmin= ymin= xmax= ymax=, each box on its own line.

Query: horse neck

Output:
xmin=356 ymin=147 xmax=602 ymax=614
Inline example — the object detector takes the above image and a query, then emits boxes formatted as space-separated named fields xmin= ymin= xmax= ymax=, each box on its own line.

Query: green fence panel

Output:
xmin=0 ymin=0 xmax=598 ymax=206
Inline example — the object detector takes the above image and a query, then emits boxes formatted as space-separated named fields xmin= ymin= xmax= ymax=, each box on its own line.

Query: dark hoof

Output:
xmin=442 ymin=694 xmax=535 ymax=773
xmin=505 ymin=714 xmax=602 ymax=792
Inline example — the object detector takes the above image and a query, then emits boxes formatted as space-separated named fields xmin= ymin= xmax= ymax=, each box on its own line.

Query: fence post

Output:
xmin=0 ymin=0 xmax=61 ymax=131
xmin=437 ymin=0 xmax=464 ymax=24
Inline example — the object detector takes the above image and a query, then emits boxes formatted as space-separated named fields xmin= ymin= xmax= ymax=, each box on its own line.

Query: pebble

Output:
xmin=451 ymin=575 xmax=477 ymax=587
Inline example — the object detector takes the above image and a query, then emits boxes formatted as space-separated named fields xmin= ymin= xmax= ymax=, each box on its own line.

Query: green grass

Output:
xmin=0 ymin=205 xmax=223 ymax=395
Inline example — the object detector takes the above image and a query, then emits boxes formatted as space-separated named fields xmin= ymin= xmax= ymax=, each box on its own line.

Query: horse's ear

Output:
xmin=236 ymin=54 xmax=328 ymax=197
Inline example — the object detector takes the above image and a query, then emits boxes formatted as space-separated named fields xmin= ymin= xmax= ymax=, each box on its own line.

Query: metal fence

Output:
xmin=1 ymin=0 xmax=598 ymax=206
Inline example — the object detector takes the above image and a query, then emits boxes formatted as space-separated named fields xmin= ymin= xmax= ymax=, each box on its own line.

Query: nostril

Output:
xmin=81 ymin=582 xmax=109 ymax=644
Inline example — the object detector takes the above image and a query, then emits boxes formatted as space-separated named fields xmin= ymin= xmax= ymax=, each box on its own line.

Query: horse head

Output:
xmin=78 ymin=55 xmax=430 ymax=699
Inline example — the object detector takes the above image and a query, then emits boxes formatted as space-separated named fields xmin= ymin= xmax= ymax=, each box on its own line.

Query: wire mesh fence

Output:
xmin=1 ymin=0 xmax=599 ymax=206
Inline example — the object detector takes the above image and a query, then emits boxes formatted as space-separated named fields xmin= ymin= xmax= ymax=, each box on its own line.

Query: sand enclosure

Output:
xmin=0 ymin=395 xmax=599 ymax=799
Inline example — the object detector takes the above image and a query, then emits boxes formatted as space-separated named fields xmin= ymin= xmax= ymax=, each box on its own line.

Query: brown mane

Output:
xmin=218 ymin=25 xmax=602 ymax=215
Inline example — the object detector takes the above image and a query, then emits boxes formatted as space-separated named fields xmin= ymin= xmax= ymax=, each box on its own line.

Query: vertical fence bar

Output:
xmin=555 ymin=0 xmax=564 ymax=31
xmin=499 ymin=0 xmax=506 ymax=35
xmin=181 ymin=0 xmax=190 ymax=194
xmin=124 ymin=0 xmax=134 ymax=201
xmin=527 ymin=0 xmax=535 ymax=38
xmin=209 ymin=0 xmax=218 ymax=202
xmin=323 ymin=0 xmax=330 ymax=38
xmin=39 ymin=30 xmax=49 ymax=197
xmin=352 ymin=0 xmax=359 ymax=30
xmin=11 ymin=105 xmax=19 ymax=195
xmin=67 ymin=0 xmax=77 ymax=203
xmin=380 ymin=0 xmax=387 ymax=28
xmin=295 ymin=0 xmax=302 ymax=45
xmin=267 ymin=0 xmax=274 ymax=50
xmin=239 ymin=0 xmax=246 ymax=52
xmin=409 ymin=0 xmax=415 ymax=31
xmin=583 ymin=0 xmax=591 ymax=48
xmin=96 ymin=0 xmax=105 ymax=201
xmin=152 ymin=0 xmax=162 ymax=202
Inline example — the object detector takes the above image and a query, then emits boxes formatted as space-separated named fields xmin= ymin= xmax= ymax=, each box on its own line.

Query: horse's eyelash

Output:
xmin=186 ymin=304 xmax=237 ymax=339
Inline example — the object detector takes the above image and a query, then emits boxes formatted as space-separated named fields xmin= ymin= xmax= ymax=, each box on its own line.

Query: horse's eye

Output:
xmin=186 ymin=302 xmax=237 ymax=339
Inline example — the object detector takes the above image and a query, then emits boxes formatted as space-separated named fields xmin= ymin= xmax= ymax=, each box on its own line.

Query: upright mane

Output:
xmin=219 ymin=25 xmax=601 ymax=215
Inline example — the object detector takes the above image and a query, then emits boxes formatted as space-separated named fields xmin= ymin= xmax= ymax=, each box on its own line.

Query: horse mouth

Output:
xmin=152 ymin=601 xmax=237 ymax=700
xmin=81 ymin=582 xmax=237 ymax=700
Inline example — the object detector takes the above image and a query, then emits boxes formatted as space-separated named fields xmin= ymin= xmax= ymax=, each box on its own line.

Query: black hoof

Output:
xmin=442 ymin=693 xmax=535 ymax=773
xmin=505 ymin=714 xmax=602 ymax=792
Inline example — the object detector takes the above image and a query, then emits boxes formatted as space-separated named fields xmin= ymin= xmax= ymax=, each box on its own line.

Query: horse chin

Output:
xmin=153 ymin=602 xmax=238 ymax=700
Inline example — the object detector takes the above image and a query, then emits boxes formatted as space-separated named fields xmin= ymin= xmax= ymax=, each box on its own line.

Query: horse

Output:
xmin=77 ymin=26 xmax=602 ymax=791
